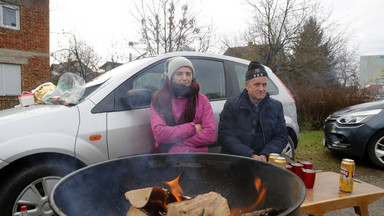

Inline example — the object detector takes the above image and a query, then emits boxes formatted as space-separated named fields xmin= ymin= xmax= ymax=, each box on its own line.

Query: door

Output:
xmin=105 ymin=57 xmax=228 ymax=159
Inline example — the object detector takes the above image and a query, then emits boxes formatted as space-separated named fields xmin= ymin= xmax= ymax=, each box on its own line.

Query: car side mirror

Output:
xmin=121 ymin=89 xmax=152 ymax=109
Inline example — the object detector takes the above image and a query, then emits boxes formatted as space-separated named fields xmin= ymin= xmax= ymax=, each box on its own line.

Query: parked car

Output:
xmin=0 ymin=52 xmax=299 ymax=215
xmin=323 ymin=99 xmax=384 ymax=169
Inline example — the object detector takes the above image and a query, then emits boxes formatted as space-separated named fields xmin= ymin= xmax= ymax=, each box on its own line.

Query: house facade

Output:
xmin=0 ymin=0 xmax=50 ymax=110
xmin=50 ymin=61 xmax=98 ymax=83
xmin=224 ymin=42 xmax=260 ymax=61
xmin=99 ymin=61 xmax=123 ymax=73
xmin=360 ymin=55 xmax=384 ymax=86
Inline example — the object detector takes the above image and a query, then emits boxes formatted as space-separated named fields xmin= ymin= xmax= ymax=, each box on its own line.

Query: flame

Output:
xmin=164 ymin=174 xmax=184 ymax=202
xmin=230 ymin=177 xmax=268 ymax=216
xmin=149 ymin=187 xmax=169 ymax=211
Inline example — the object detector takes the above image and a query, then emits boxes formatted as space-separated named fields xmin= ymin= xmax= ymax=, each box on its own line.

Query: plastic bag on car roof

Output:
xmin=32 ymin=82 xmax=56 ymax=104
xmin=40 ymin=73 xmax=85 ymax=105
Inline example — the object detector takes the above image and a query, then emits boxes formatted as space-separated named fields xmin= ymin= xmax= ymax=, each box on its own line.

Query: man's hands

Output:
xmin=251 ymin=154 xmax=267 ymax=162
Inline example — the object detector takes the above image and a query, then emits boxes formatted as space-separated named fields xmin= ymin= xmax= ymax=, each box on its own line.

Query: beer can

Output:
xmin=268 ymin=153 xmax=279 ymax=163
xmin=274 ymin=157 xmax=287 ymax=168
xmin=339 ymin=158 xmax=355 ymax=192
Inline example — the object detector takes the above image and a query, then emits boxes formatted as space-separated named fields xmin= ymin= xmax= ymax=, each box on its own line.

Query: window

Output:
xmin=132 ymin=63 xmax=164 ymax=94
xmin=111 ymin=62 xmax=165 ymax=111
xmin=234 ymin=63 xmax=279 ymax=95
xmin=0 ymin=64 xmax=21 ymax=96
xmin=115 ymin=58 xmax=226 ymax=110
xmin=94 ymin=57 xmax=227 ymax=113
xmin=190 ymin=59 xmax=226 ymax=100
xmin=130 ymin=58 xmax=227 ymax=101
xmin=0 ymin=2 xmax=20 ymax=30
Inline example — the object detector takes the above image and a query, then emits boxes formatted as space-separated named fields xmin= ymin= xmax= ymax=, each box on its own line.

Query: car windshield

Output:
xmin=79 ymin=57 xmax=153 ymax=102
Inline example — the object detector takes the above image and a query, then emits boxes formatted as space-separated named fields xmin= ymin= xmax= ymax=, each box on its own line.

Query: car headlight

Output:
xmin=336 ymin=109 xmax=382 ymax=125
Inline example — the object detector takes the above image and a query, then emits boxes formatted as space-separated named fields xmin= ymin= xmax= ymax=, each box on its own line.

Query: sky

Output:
xmin=49 ymin=0 xmax=384 ymax=64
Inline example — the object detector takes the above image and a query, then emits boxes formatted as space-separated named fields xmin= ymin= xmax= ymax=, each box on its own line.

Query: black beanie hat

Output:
xmin=245 ymin=61 xmax=268 ymax=81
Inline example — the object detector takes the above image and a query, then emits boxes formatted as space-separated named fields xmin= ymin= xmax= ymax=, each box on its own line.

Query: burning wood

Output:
xmin=125 ymin=187 xmax=155 ymax=208
xmin=239 ymin=208 xmax=273 ymax=216
xmin=167 ymin=191 xmax=230 ymax=216
xmin=126 ymin=206 xmax=151 ymax=216
xmin=125 ymin=175 xmax=280 ymax=216
xmin=125 ymin=187 xmax=178 ymax=212
xmin=126 ymin=189 xmax=229 ymax=216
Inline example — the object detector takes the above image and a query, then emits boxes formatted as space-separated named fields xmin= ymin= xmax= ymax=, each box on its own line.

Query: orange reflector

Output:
xmin=89 ymin=134 xmax=102 ymax=141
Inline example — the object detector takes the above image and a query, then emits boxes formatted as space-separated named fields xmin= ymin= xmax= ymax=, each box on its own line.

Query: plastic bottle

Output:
xmin=20 ymin=205 xmax=30 ymax=216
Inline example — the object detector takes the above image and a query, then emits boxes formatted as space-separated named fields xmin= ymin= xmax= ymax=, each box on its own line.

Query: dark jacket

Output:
xmin=218 ymin=89 xmax=288 ymax=157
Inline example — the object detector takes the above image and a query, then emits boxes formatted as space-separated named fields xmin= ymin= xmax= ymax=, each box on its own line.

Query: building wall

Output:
xmin=360 ymin=55 xmax=384 ymax=86
xmin=0 ymin=0 xmax=49 ymax=109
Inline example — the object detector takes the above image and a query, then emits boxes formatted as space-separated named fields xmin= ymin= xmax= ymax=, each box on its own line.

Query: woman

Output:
xmin=150 ymin=56 xmax=216 ymax=153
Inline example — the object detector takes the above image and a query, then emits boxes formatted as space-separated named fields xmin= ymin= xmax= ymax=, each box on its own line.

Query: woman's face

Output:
xmin=172 ymin=67 xmax=193 ymax=86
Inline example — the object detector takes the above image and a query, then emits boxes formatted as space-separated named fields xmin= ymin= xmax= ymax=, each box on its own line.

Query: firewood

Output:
xmin=126 ymin=187 xmax=182 ymax=213
xmin=125 ymin=187 xmax=154 ymax=208
xmin=126 ymin=187 xmax=176 ymax=212
xmin=126 ymin=206 xmax=151 ymax=216
xmin=167 ymin=191 xmax=230 ymax=216
xmin=240 ymin=207 xmax=274 ymax=216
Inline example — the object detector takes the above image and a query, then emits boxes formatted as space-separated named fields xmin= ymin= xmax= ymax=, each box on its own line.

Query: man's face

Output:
xmin=245 ymin=76 xmax=268 ymax=102
xmin=172 ymin=67 xmax=193 ymax=86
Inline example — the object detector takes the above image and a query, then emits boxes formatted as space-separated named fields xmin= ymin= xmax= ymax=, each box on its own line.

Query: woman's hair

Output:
xmin=152 ymin=78 xmax=200 ymax=126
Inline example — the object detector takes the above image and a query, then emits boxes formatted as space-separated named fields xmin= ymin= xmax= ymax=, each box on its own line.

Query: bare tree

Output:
xmin=51 ymin=32 xmax=100 ymax=82
xmin=244 ymin=0 xmax=319 ymax=72
xmin=334 ymin=44 xmax=360 ymax=87
xmin=236 ymin=0 xmax=359 ymax=84
xmin=131 ymin=0 xmax=212 ymax=55
xmin=233 ymin=0 xmax=362 ymax=129
xmin=320 ymin=16 xmax=360 ymax=87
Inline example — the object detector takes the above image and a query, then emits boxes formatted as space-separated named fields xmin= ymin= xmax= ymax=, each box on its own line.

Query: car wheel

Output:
xmin=0 ymin=156 xmax=82 ymax=215
xmin=367 ymin=131 xmax=384 ymax=169
xmin=281 ymin=136 xmax=295 ymax=160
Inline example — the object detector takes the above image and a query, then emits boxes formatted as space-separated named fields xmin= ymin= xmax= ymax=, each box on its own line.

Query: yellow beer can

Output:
xmin=339 ymin=158 xmax=355 ymax=192
xmin=274 ymin=157 xmax=287 ymax=168
xmin=268 ymin=153 xmax=279 ymax=164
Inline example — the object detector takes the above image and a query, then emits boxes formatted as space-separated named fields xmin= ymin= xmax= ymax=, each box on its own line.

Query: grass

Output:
xmin=294 ymin=131 xmax=384 ymax=216
xmin=295 ymin=130 xmax=346 ymax=172
xmin=294 ymin=130 xmax=384 ymax=181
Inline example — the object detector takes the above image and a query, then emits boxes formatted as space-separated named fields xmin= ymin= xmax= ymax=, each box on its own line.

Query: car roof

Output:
xmin=87 ymin=52 xmax=252 ymax=87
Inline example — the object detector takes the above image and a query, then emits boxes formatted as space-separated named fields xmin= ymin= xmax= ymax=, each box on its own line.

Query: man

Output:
xmin=218 ymin=61 xmax=288 ymax=161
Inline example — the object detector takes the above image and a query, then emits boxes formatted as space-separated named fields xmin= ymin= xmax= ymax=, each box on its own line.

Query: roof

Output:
xmin=224 ymin=42 xmax=257 ymax=59
xmin=99 ymin=61 xmax=123 ymax=71
xmin=365 ymin=84 xmax=384 ymax=93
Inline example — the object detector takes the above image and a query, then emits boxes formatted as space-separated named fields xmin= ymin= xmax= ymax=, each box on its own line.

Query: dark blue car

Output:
xmin=323 ymin=100 xmax=384 ymax=169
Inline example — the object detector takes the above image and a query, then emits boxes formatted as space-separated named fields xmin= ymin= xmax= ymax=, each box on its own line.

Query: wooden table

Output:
xmin=300 ymin=171 xmax=384 ymax=216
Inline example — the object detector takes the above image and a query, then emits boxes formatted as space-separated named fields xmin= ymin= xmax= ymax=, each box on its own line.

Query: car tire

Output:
xmin=0 ymin=155 xmax=83 ymax=215
xmin=281 ymin=136 xmax=295 ymax=160
xmin=367 ymin=131 xmax=384 ymax=169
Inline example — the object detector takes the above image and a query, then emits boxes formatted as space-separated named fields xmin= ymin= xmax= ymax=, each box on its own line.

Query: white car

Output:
xmin=0 ymin=52 xmax=299 ymax=215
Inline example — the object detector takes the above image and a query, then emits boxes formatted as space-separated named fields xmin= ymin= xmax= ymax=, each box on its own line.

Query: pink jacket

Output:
xmin=150 ymin=93 xmax=216 ymax=153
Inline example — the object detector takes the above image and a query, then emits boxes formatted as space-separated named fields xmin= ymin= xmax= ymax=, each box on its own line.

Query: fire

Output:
xmin=230 ymin=177 xmax=268 ymax=216
xmin=164 ymin=174 xmax=184 ymax=202
xmin=162 ymin=175 xmax=268 ymax=215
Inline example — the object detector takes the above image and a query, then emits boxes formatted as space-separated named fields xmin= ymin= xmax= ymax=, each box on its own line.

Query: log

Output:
xmin=126 ymin=206 xmax=151 ymax=216
xmin=167 ymin=191 xmax=230 ymax=216
xmin=125 ymin=187 xmax=154 ymax=208
xmin=125 ymin=187 xmax=175 ymax=212
xmin=240 ymin=208 xmax=274 ymax=216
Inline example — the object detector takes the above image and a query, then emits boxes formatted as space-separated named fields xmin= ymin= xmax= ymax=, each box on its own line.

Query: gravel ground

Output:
xmin=301 ymin=159 xmax=384 ymax=216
